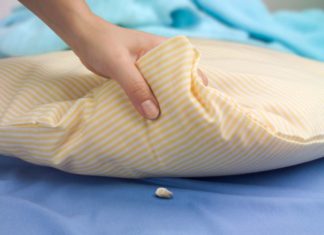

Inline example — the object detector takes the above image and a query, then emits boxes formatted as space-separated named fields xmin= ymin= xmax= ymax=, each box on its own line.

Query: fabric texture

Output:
xmin=0 ymin=0 xmax=324 ymax=61
xmin=1 ymin=36 xmax=324 ymax=178
xmin=2 ymin=155 xmax=324 ymax=235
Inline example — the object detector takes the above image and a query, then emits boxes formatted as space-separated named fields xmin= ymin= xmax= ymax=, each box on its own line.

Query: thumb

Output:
xmin=113 ymin=59 xmax=160 ymax=120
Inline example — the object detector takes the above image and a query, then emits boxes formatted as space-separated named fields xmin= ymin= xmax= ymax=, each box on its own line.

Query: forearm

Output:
xmin=18 ymin=0 xmax=97 ymax=50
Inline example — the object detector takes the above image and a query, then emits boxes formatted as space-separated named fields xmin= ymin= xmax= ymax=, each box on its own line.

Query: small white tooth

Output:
xmin=155 ymin=187 xmax=173 ymax=199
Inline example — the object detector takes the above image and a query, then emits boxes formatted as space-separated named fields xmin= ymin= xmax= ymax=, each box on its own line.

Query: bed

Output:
xmin=1 ymin=1 xmax=324 ymax=234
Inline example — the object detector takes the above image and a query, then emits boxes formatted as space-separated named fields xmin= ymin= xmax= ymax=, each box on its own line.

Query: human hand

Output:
xmin=71 ymin=16 xmax=166 ymax=120
xmin=72 ymin=17 xmax=208 ymax=120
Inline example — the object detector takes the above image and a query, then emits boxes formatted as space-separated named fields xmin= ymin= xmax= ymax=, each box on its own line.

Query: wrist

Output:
xmin=59 ymin=8 xmax=97 ymax=50
xmin=68 ymin=15 xmax=118 ymax=55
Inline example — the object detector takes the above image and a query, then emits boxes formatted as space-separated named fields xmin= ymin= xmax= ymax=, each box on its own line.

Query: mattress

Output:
xmin=1 ymin=154 xmax=324 ymax=235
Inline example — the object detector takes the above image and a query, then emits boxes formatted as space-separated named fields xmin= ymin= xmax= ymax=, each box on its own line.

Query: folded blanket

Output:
xmin=0 ymin=0 xmax=324 ymax=60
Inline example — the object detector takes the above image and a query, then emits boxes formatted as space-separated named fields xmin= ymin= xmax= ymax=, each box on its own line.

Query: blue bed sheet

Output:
xmin=1 ymin=154 xmax=324 ymax=235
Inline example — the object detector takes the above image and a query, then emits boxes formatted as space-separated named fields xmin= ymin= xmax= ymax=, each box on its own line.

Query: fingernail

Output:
xmin=198 ymin=69 xmax=208 ymax=86
xmin=141 ymin=100 xmax=159 ymax=120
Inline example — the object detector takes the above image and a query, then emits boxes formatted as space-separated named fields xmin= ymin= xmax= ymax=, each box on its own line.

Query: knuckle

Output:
xmin=128 ymin=82 xmax=149 ymax=99
xmin=114 ymin=53 xmax=128 ymax=63
xmin=111 ymin=49 xmax=129 ymax=63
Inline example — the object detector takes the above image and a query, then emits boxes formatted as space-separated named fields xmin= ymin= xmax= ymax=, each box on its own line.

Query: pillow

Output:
xmin=0 ymin=36 xmax=324 ymax=178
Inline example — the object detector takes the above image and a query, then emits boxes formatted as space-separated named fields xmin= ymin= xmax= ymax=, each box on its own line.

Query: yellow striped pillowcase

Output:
xmin=0 ymin=36 xmax=324 ymax=178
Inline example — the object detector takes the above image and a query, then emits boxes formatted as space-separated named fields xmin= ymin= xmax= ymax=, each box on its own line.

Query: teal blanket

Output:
xmin=0 ymin=0 xmax=324 ymax=60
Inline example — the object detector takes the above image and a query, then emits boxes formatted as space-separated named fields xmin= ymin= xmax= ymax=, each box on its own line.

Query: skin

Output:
xmin=19 ymin=0 xmax=208 ymax=120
